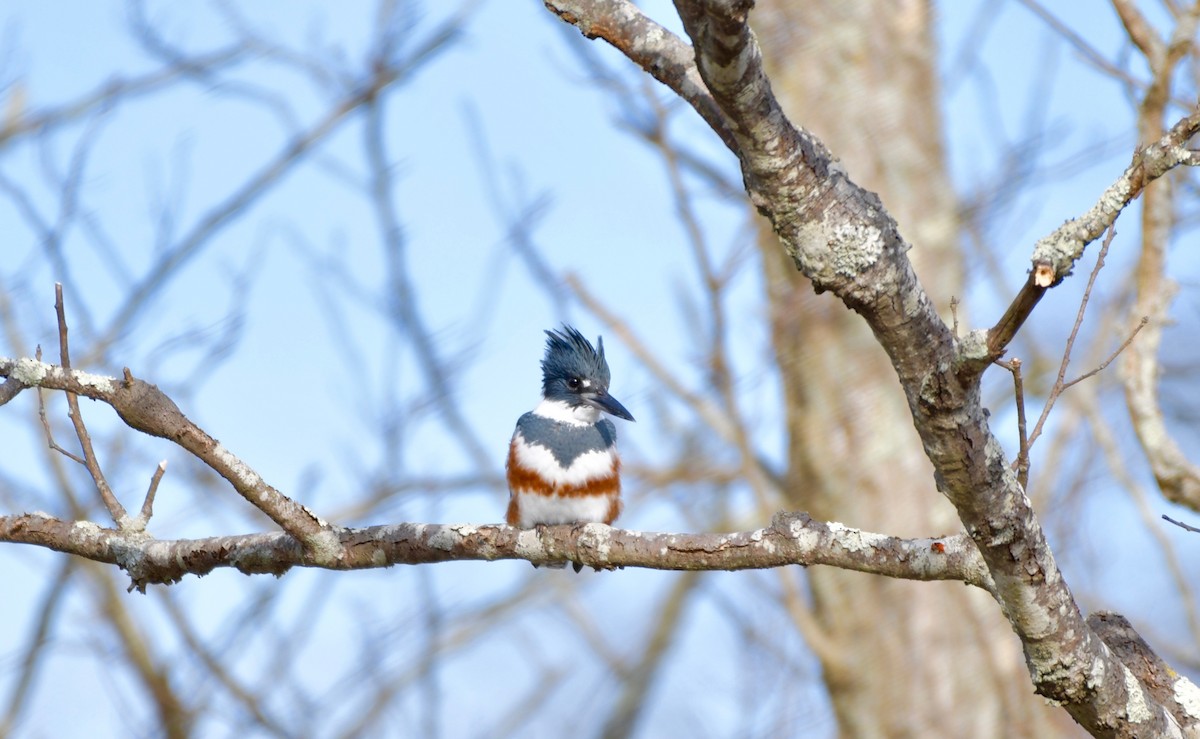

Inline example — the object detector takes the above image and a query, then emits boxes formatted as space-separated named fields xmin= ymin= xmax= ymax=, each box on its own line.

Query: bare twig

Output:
xmin=132 ymin=460 xmax=168 ymax=529
xmin=1034 ymin=106 xmax=1200 ymax=279
xmin=1111 ymin=0 xmax=1165 ymax=63
xmin=1061 ymin=317 xmax=1148 ymax=390
xmin=3 ymin=355 xmax=337 ymax=555
xmin=1163 ymin=514 xmax=1200 ymax=533
xmin=1024 ymin=227 xmax=1122 ymax=452
xmin=35 ymin=343 xmax=85 ymax=466
xmin=996 ymin=358 xmax=1030 ymax=488
xmin=985 ymin=275 xmax=1048 ymax=361
xmin=55 ymin=284 xmax=128 ymax=523
xmin=544 ymin=0 xmax=735 ymax=151
xmin=0 ymin=47 xmax=246 ymax=147
xmin=1015 ymin=0 xmax=1145 ymax=91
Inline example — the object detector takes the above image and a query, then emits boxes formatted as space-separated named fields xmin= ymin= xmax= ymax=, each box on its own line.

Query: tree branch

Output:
xmin=0 ymin=357 xmax=339 ymax=557
xmin=1026 ymin=105 xmax=1200 ymax=287
xmin=544 ymin=0 xmax=736 ymax=151
xmin=53 ymin=284 xmax=128 ymax=524
xmin=1088 ymin=611 xmax=1200 ymax=734
xmin=0 ymin=510 xmax=988 ymax=593
xmin=983 ymin=108 xmax=1200 ymax=362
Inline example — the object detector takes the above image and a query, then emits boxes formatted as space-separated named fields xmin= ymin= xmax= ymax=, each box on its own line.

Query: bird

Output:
xmin=506 ymin=325 xmax=635 ymax=570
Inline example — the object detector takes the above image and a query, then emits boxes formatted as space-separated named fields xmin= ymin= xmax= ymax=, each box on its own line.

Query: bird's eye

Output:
xmin=567 ymin=377 xmax=581 ymax=390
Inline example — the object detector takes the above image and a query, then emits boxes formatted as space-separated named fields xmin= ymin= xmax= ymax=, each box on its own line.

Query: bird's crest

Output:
xmin=541 ymin=325 xmax=610 ymax=397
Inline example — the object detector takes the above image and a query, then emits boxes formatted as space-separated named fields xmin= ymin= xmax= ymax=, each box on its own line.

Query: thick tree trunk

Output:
xmin=753 ymin=2 xmax=1080 ymax=736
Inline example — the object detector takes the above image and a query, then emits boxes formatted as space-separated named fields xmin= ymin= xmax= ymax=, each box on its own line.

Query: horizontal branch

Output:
xmin=0 ymin=510 xmax=991 ymax=593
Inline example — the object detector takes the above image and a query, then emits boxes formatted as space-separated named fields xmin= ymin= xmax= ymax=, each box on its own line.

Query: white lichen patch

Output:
xmin=787 ymin=518 xmax=820 ymax=550
xmin=826 ymin=521 xmax=886 ymax=552
xmin=211 ymin=444 xmax=266 ymax=488
xmin=827 ymin=220 xmax=885 ymax=277
xmin=307 ymin=529 xmax=343 ymax=564
xmin=300 ymin=505 xmax=330 ymax=528
xmin=1031 ymin=231 xmax=1082 ymax=266
xmin=73 ymin=370 xmax=114 ymax=392
xmin=1175 ymin=675 xmax=1200 ymax=719
xmin=956 ymin=329 xmax=990 ymax=363
xmin=428 ymin=525 xmax=464 ymax=552
xmin=1123 ymin=666 xmax=1151 ymax=723
xmin=994 ymin=581 xmax=1054 ymax=641
xmin=70 ymin=520 xmax=103 ymax=538
xmin=513 ymin=529 xmax=543 ymax=559
xmin=636 ymin=21 xmax=665 ymax=48
xmin=750 ymin=528 xmax=764 ymax=542
xmin=11 ymin=357 xmax=48 ymax=385
xmin=577 ymin=523 xmax=612 ymax=560
xmin=371 ymin=548 xmax=388 ymax=567
xmin=1096 ymin=175 xmax=1133 ymax=216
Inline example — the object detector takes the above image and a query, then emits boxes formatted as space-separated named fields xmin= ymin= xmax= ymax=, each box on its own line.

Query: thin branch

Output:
xmin=133 ymin=460 xmax=168 ymax=529
xmin=1024 ymin=227 xmax=1121 ymax=452
xmin=1 ymin=356 xmax=337 ymax=556
xmin=996 ymin=358 xmax=1030 ymax=489
xmin=983 ymin=105 xmax=1200 ymax=366
xmin=36 ymin=373 xmax=85 ymax=466
xmin=544 ymin=0 xmax=735 ymax=151
xmin=984 ymin=275 xmax=1047 ymax=360
xmin=1112 ymin=0 xmax=1165 ymax=63
xmin=1029 ymin=105 xmax=1200 ymax=284
xmin=1163 ymin=514 xmax=1200 ymax=533
xmin=156 ymin=591 xmax=292 ymax=736
xmin=1061 ymin=316 xmax=1148 ymax=390
xmin=0 ymin=47 xmax=246 ymax=147
xmin=363 ymin=90 xmax=492 ymax=474
xmin=1015 ymin=0 xmax=1146 ymax=90
xmin=1120 ymin=0 xmax=1200 ymax=512
xmin=95 ymin=72 xmax=391 ymax=352
xmin=54 ymin=285 xmax=128 ymax=524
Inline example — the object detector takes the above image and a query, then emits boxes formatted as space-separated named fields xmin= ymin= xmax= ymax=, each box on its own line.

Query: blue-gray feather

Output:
xmin=515 ymin=412 xmax=617 ymax=467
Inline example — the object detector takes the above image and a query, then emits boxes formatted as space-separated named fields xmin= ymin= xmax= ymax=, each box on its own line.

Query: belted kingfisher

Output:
xmin=506 ymin=326 xmax=635 ymax=546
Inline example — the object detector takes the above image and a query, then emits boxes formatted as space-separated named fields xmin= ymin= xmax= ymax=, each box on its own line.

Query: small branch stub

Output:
xmin=1034 ymin=261 xmax=1057 ymax=288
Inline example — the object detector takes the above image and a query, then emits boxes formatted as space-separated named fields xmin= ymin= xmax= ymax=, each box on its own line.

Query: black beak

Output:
xmin=586 ymin=390 xmax=635 ymax=422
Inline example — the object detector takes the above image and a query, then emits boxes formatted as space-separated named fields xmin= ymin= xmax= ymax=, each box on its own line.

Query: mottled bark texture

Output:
xmin=0 ymin=505 xmax=989 ymax=592
xmin=751 ymin=2 xmax=1073 ymax=736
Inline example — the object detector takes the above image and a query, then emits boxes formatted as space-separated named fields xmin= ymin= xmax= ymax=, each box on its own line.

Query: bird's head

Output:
xmin=540 ymin=325 xmax=634 ymax=422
